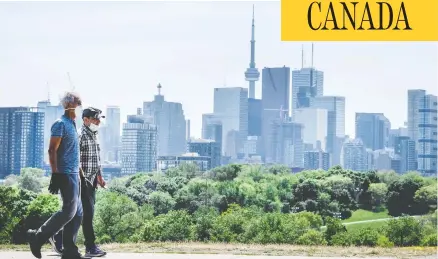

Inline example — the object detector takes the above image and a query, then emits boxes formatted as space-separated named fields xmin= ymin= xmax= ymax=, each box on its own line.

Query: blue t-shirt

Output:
xmin=51 ymin=115 xmax=80 ymax=174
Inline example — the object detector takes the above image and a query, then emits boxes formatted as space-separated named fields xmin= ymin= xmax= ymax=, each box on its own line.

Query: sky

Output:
xmin=0 ymin=1 xmax=437 ymax=138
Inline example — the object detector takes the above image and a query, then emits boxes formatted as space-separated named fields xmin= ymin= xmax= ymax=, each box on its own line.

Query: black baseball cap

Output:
xmin=82 ymin=107 xmax=105 ymax=119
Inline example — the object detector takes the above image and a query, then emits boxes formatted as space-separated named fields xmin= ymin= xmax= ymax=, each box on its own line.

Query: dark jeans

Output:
xmin=54 ymin=177 xmax=97 ymax=249
xmin=36 ymin=173 xmax=83 ymax=254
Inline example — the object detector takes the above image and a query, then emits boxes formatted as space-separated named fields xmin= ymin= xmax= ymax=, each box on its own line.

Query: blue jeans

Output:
xmin=36 ymin=173 xmax=83 ymax=254
xmin=54 ymin=176 xmax=97 ymax=249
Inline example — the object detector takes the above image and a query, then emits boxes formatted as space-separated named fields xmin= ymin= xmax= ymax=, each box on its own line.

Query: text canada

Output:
xmin=307 ymin=1 xmax=412 ymax=31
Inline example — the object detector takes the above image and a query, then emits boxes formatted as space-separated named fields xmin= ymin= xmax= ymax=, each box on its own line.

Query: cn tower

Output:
xmin=244 ymin=5 xmax=260 ymax=99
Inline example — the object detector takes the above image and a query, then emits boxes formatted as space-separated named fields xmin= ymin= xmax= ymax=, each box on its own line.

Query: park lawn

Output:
xmin=345 ymin=219 xmax=388 ymax=232
xmin=343 ymin=209 xmax=391 ymax=223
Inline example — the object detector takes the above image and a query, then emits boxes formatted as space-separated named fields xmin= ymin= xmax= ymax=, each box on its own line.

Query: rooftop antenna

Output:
xmin=311 ymin=43 xmax=314 ymax=68
xmin=157 ymin=83 xmax=162 ymax=95
xmin=67 ymin=72 xmax=75 ymax=91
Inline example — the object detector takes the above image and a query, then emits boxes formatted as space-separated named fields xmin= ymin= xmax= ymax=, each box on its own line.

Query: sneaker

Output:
xmin=27 ymin=229 xmax=42 ymax=259
xmin=85 ymin=245 xmax=107 ymax=257
xmin=48 ymin=236 xmax=63 ymax=255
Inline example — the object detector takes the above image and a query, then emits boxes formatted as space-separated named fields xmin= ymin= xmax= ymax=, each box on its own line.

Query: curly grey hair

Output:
xmin=60 ymin=91 xmax=81 ymax=109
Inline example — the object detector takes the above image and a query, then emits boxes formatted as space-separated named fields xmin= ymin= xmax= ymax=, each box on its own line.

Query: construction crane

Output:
xmin=264 ymin=105 xmax=289 ymax=120
xmin=67 ymin=72 xmax=75 ymax=91
xmin=46 ymin=81 xmax=51 ymax=102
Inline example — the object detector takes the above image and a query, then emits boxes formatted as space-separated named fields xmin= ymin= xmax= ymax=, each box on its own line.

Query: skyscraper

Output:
xmin=0 ymin=107 xmax=44 ymax=177
xmin=105 ymin=106 xmax=121 ymax=162
xmin=394 ymin=136 xmax=417 ymax=173
xmin=408 ymin=90 xmax=426 ymax=147
xmin=341 ymin=138 xmax=367 ymax=172
xmin=187 ymin=138 xmax=221 ymax=169
xmin=292 ymin=67 xmax=324 ymax=114
xmin=37 ymin=100 xmax=64 ymax=163
xmin=143 ymin=84 xmax=186 ymax=156
xmin=244 ymin=5 xmax=260 ymax=99
xmin=202 ymin=115 xmax=223 ymax=144
xmin=407 ymin=90 xmax=437 ymax=175
xmin=213 ymin=87 xmax=248 ymax=158
xmin=304 ymin=150 xmax=330 ymax=171
xmin=294 ymin=108 xmax=328 ymax=151
xmin=355 ymin=113 xmax=391 ymax=151
xmin=261 ymin=66 xmax=291 ymax=162
xmin=248 ymin=98 xmax=262 ymax=136
xmin=186 ymin=119 xmax=191 ymax=141
xmin=271 ymin=119 xmax=304 ymax=168
xmin=310 ymin=96 xmax=345 ymax=166
xmin=121 ymin=115 xmax=157 ymax=175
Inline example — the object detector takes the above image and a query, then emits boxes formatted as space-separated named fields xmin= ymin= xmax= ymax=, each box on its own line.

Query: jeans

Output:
xmin=55 ymin=177 xmax=97 ymax=249
xmin=36 ymin=173 xmax=83 ymax=254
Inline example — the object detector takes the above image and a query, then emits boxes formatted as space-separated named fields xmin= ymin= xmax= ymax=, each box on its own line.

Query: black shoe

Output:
xmin=27 ymin=229 xmax=42 ymax=259
xmin=61 ymin=252 xmax=91 ymax=259
xmin=85 ymin=245 xmax=107 ymax=257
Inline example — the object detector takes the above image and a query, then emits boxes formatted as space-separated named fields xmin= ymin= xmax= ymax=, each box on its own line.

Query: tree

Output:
xmin=387 ymin=173 xmax=425 ymax=216
xmin=17 ymin=168 xmax=47 ymax=193
xmin=192 ymin=206 xmax=219 ymax=241
xmin=293 ymin=179 xmax=320 ymax=202
xmin=3 ymin=175 xmax=18 ymax=187
xmin=267 ymin=165 xmax=290 ymax=175
xmin=94 ymin=191 xmax=140 ymax=242
xmin=368 ymin=183 xmax=388 ymax=210
xmin=414 ymin=184 xmax=437 ymax=213
xmin=0 ymin=186 xmax=20 ymax=243
xmin=207 ymin=164 xmax=242 ymax=182
xmin=149 ymin=191 xmax=176 ymax=215
xmin=385 ymin=216 xmax=423 ymax=246
xmin=23 ymin=194 xmax=60 ymax=231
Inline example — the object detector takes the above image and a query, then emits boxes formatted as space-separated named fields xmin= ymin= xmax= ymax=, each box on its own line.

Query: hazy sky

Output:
xmin=0 ymin=1 xmax=437 ymax=138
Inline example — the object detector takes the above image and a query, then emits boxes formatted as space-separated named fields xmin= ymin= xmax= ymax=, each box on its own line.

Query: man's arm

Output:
xmin=49 ymin=120 xmax=64 ymax=173
xmin=79 ymin=133 xmax=85 ymax=178
xmin=79 ymin=167 xmax=85 ymax=178
xmin=48 ymin=137 xmax=62 ymax=173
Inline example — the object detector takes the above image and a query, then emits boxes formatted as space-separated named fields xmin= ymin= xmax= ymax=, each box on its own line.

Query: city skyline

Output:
xmin=0 ymin=1 xmax=437 ymax=138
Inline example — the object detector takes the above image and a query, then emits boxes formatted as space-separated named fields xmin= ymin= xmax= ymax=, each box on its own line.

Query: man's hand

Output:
xmin=97 ymin=174 xmax=106 ymax=189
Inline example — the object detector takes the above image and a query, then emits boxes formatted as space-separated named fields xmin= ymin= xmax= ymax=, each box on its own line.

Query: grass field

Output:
xmin=343 ymin=209 xmax=391 ymax=223
xmin=0 ymin=243 xmax=436 ymax=258
xmin=345 ymin=219 xmax=388 ymax=232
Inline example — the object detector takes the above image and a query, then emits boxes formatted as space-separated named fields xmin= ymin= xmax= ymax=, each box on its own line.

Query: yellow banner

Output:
xmin=281 ymin=0 xmax=438 ymax=41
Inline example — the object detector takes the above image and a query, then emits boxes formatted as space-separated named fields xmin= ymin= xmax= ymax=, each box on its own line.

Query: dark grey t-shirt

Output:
xmin=51 ymin=115 xmax=80 ymax=174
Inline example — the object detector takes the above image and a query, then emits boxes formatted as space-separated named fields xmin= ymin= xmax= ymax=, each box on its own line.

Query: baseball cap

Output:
xmin=82 ymin=107 xmax=105 ymax=119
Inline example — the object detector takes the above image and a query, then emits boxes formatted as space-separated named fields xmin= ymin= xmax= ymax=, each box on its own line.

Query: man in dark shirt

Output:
xmin=50 ymin=107 xmax=107 ymax=257
xmin=27 ymin=92 xmax=89 ymax=259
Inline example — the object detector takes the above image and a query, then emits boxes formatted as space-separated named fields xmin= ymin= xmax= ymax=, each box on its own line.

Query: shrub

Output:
xmin=420 ymin=234 xmax=437 ymax=247
xmin=192 ymin=206 xmax=219 ymax=241
xmin=376 ymin=235 xmax=394 ymax=248
xmin=325 ymin=217 xmax=347 ymax=244
xmin=296 ymin=229 xmax=327 ymax=246
xmin=351 ymin=228 xmax=379 ymax=247
xmin=330 ymin=232 xmax=353 ymax=246
xmin=143 ymin=210 xmax=193 ymax=242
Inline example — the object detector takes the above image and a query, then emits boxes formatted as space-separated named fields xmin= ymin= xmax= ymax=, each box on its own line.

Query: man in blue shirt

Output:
xmin=27 ymin=92 xmax=89 ymax=259
xmin=49 ymin=107 xmax=107 ymax=257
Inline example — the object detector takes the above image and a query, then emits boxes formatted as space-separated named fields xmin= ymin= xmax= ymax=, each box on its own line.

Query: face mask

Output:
xmin=65 ymin=106 xmax=82 ymax=116
xmin=89 ymin=123 xmax=99 ymax=132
